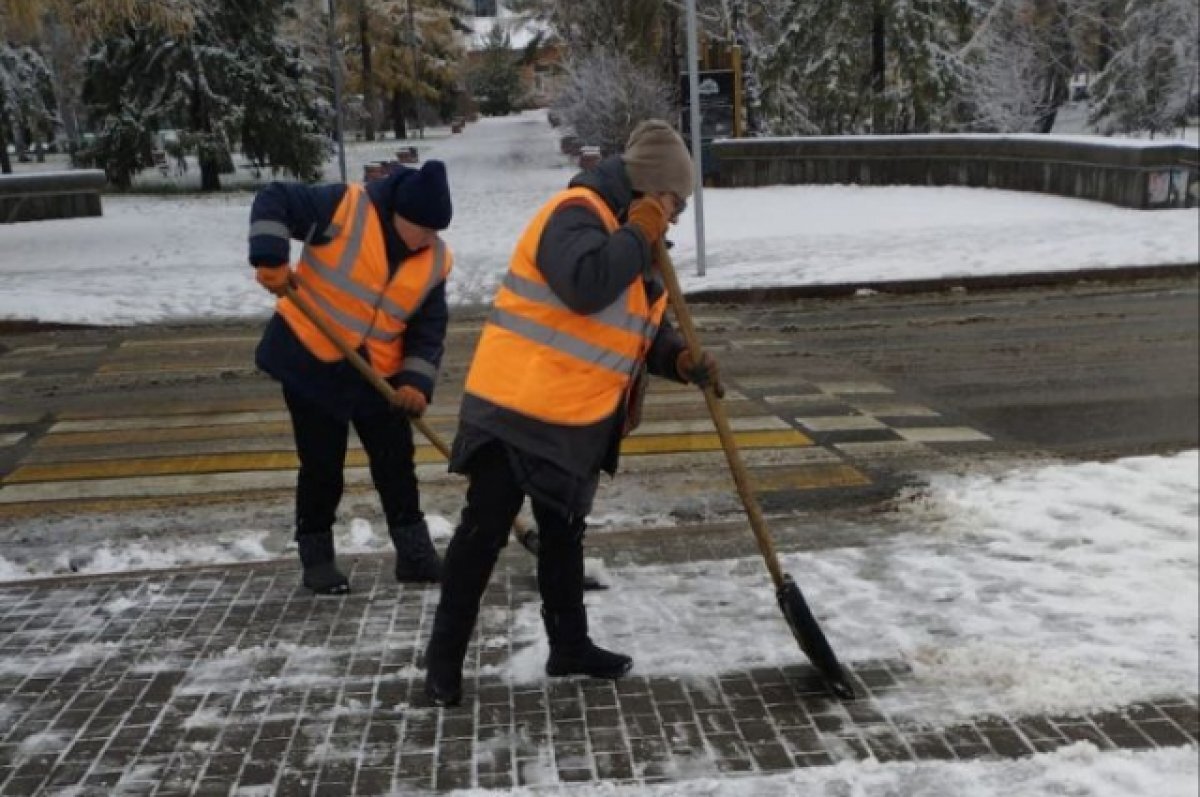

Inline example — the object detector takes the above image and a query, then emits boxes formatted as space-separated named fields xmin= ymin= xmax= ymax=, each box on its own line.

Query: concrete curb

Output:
xmin=685 ymin=262 xmax=1199 ymax=304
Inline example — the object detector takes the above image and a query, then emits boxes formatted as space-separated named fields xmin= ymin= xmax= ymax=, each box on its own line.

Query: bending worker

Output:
xmin=248 ymin=161 xmax=453 ymax=595
xmin=423 ymin=120 xmax=720 ymax=706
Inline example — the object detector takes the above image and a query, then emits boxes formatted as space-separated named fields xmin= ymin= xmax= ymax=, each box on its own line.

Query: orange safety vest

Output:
xmin=465 ymin=187 xmax=668 ymax=426
xmin=276 ymin=184 xmax=452 ymax=378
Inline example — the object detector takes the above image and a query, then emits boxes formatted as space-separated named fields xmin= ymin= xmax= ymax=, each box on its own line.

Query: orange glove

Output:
xmin=627 ymin=196 xmax=669 ymax=246
xmin=255 ymin=265 xmax=293 ymax=296
xmin=391 ymin=385 xmax=428 ymax=417
xmin=676 ymin=349 xmax=725 ymax=398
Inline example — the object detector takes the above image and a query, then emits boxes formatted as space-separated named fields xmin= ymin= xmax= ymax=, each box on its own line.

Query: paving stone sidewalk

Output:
xmin=0 ymin=527 xmax=1196 ymax=796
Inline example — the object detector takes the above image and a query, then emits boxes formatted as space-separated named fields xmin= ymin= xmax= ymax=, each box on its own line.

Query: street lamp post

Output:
xmin=408 ymin=0 xmax=424 ymax=139
xmin=684 ymin=0 xmax=707 ymax=277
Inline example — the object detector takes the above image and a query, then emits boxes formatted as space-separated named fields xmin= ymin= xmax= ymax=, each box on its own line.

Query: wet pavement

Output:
xmin=0 ymin=549 xmax=1195 ymax=796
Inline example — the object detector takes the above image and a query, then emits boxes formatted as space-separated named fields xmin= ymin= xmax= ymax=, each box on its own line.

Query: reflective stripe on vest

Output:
xmin=276 ymin=184 xmax=452 ymax=376
xmin=464 ymin=187 xmax=668 ymax=425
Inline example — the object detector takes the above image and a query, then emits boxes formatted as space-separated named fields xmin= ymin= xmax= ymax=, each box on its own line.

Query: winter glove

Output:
xmin=676 ymin=349 xmax=725 ymax=398
xmin=391 ymin=385 xmax=428 ymax=417
xmin=626 ymin=196 xmax=670 ymax=247
xmin=255 ymin=264 xmax=293 ymax=296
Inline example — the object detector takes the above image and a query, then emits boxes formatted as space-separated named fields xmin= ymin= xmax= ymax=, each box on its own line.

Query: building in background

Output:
xmin=462 ymin=1 xmax=563 ymax=109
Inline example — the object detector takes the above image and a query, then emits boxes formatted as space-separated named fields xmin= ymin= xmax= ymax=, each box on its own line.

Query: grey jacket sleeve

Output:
xmin=535 ymin=204 xmax=650 ymax=314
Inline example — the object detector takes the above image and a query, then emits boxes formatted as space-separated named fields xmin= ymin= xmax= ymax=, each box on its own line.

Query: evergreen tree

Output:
xmin=468 ymin=24 xmax=522 ymax=115
xmin=742 ymin=0 xmax=971 ymax=135
xmin=82 ymin=0 xmax=328 ymax=190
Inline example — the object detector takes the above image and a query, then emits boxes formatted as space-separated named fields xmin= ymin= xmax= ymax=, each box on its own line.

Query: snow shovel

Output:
xmin=281 ymin=283 xmax=606 ymax=589
xmin=652 ymin=241 xmax=854 ymax=700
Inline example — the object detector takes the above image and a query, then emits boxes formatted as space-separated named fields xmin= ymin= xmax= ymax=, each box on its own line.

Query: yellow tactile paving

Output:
xmin=751 ymin=463 xmax=872 ymax=491
xmin=3 ymin=447 xmax=440 ymax=484
xmin=3 ymin=430 xmax=814 ymax=485
xmin=620 ymin=429 xmax=811 ymax=455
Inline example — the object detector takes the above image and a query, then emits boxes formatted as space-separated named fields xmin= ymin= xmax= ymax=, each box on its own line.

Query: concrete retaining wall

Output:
xmin=710 ymin=136 xmax=1200 ymax=209
xmin=0 ymin=170 xmax=107 ymax=224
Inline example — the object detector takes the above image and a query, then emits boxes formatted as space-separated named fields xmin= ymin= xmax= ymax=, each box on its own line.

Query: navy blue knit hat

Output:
xmin=390 ymin=160 xmax=452 ymax=230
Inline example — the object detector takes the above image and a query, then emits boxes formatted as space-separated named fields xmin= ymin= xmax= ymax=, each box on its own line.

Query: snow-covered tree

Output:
xmin=959 ymin=0 xmax=1064 ymax=131
xmin=1090 ymin=0 xmax=1199 ymax=136
xmin=0 ymin=41 xmax=57 ymax=173
xmin=81 ymin=0 xmax=328 ymax=190
xmin=551 ymin=49 xmax=675 ymax=155
xmin=746 ymin=0 xmax=971 ymax=135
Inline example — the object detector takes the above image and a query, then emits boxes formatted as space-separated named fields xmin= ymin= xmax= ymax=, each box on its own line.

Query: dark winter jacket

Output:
xmin=249 ymin=171 xmax=449 ymax=420
xmin=450 ymin=156 xmax=687 ymax=515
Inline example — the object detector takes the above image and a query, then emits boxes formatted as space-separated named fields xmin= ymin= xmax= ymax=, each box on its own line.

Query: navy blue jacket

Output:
xmin=249 ymin=172 xmax=449 ymax=420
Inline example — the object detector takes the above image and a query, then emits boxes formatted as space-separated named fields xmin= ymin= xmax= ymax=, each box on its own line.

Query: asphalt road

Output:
xmin=730 ymin=273 xmax=1199 ymax=461
xmin=0 ymin=271 xmax=1196 ymax=535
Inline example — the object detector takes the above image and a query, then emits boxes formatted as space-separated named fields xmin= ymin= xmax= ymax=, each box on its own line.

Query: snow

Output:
xmin=487 ymin=452 xmax=1198 ymax=724
xmin=0 ymin=110 xmax=1197 ymax=793
xmin=1 ymin=452 xmax=1195 ymax=729
xmin=0 ymin=111 xmax=1196 ymax=325
xmin=440 ymin=743 xmax=1198 ymax=796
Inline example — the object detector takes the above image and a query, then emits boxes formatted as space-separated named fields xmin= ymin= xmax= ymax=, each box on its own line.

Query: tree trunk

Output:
xmin=359 ymin=0 xmax=376 ymax=141
xmin=661 ymin=4 xmax=680 ymax=104
xmin=392 ymin=88 xmax=408 ymax=139
xmin=199 ymin=159 xmax=221 ymax=191
xmin=13 ymin=125 xmax=29 ymax=163
xmin=1097 ymin=0 xmax=1117 ymax=72
xmin=871 ymin=2 xmax=887 ymax=132
xmin=0 ymin=122 xmax=12 ymax=174
xmin=1035 ymin=3 xmax=1071 ymax=134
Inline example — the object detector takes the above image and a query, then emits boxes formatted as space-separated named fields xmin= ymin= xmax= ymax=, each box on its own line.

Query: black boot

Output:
xmin=543 ymin=607 xmax=632 ymax=679
xmin=390 ymin=520 xmax=442 ymax=583
xmin=424 ymin=616 xmax=469 ymax=707
xmin=422 ymin=527 xmax=502 ymax=706
xmin=296 ymin=532 xmax=349 ymax=595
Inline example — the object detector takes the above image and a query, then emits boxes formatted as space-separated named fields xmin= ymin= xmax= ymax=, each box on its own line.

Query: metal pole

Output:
xmin=328 ymin=0 xmax=348 ymax=182
xmin=684 ymin=0 xmax=707 ymax=277
xmin=408 ymin=0 xmax=424 ymax=139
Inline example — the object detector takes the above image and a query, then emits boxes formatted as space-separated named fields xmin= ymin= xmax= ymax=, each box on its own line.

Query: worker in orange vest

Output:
xmin=423 ymin=121 xmax=721 ymax=706
xmin=249 ymin=161 xmax=453 ymax=595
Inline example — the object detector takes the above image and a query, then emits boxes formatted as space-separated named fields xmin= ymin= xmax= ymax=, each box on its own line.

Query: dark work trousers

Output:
xmin=428 ymin=442 xmax=591 ymax=667
xmin=283 ymin=385 xmax=423 ymax=538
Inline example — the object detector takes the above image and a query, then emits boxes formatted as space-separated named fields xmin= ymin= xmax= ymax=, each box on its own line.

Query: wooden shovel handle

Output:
xmin=652 ymin=241 xmax=786 ymax=589
xmin=282 ymin=283 xmax=535 ymax=540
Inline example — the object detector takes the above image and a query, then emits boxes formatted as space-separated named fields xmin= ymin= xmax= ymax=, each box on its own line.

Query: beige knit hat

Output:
xmin=622 ymin=119 xmax=695 ymax=200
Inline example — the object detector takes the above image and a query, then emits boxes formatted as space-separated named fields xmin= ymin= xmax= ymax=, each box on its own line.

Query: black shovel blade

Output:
xmin=777 ymin=574 xmax=855 ymax=700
